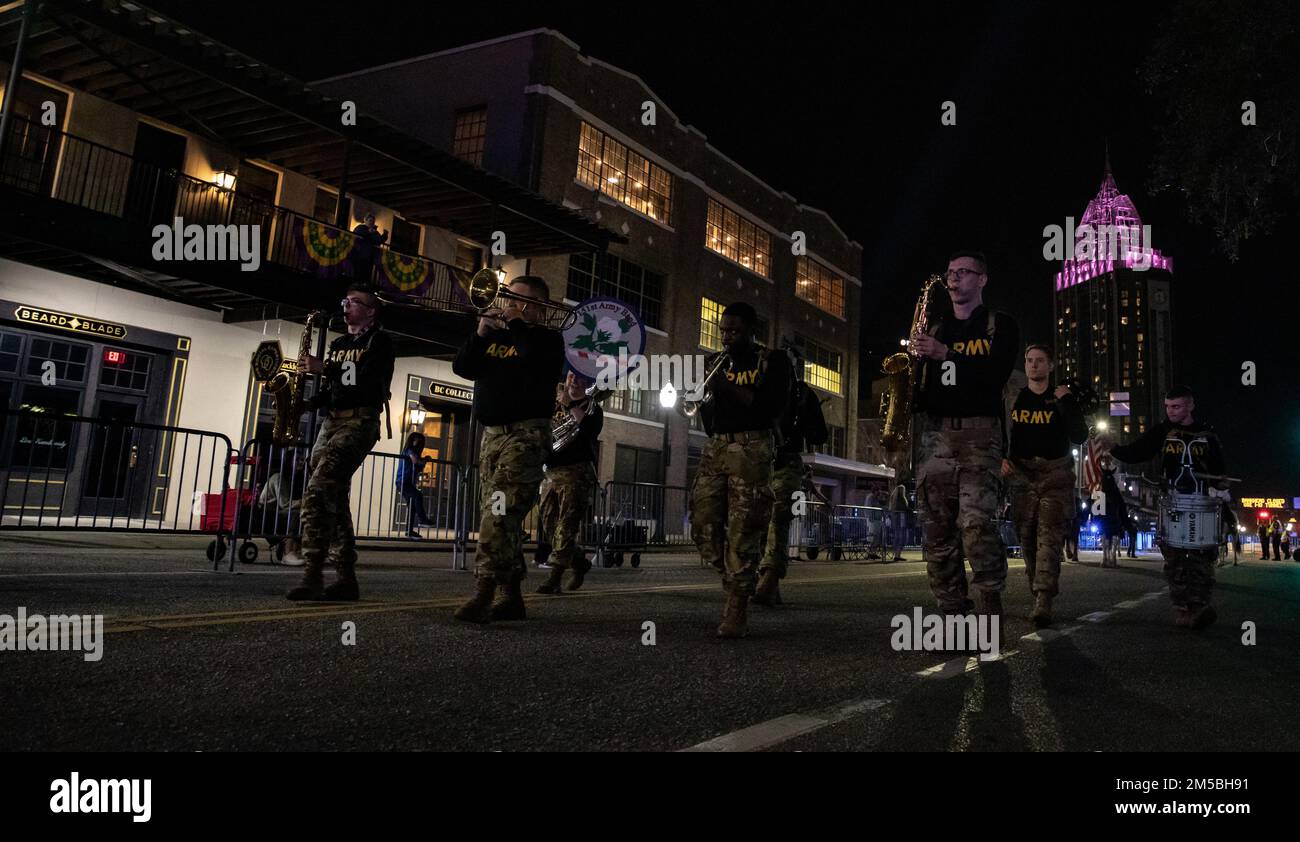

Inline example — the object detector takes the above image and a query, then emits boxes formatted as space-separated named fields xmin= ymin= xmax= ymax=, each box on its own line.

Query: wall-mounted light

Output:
xmin=409 ymin=408 xmax=427 ymax=427
xmin=214 ymin=169 xmax=236 ymax=191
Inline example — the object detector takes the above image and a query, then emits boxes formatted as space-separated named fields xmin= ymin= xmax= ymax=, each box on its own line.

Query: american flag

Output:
xmin=1081 ymin=436 xmax=1105 ymax=493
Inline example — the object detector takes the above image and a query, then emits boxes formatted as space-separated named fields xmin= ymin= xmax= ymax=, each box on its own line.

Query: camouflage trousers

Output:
xmin=916 ymin=422 xmax=1007 ymax=611
xmin=762 ymin=452 xmax=805 ymax=577
xmin=301 ymin=414 xmax=380 ymax=567
xmin=539 ymin=462 xmax=596 ymax=568
xmin=1159 ymin=546 xmax=1216 ymax=608
xmin=474 ymin=419 xmax=549 ymax=583
xmin=1007 ymin=455 xmax=1075 ymax=597
xmin=690 ymin=432 xmax=775 ymax=593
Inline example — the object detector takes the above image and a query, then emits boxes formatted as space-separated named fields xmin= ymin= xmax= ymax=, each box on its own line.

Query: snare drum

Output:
xmin=1158 ymin=492 xmax=1222 ymax=550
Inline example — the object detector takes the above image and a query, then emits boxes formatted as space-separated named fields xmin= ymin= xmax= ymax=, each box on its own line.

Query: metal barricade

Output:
xmin=220 ymin=438 xmax=470 ymax=570
xmin=0 ymin=408 xmax=235 ymax=535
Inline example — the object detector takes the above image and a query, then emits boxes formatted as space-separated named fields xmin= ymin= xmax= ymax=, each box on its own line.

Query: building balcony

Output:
xmin=0 ymin=116 xmax=479 ymax=352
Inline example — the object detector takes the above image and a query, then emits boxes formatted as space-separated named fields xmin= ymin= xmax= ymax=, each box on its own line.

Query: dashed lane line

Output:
xmin=681 ymin=698 xmax=891 ymax=752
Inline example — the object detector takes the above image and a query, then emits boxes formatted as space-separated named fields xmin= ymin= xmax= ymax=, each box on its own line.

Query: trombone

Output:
xmin=377 ymin=267 xmax=578 ymax=331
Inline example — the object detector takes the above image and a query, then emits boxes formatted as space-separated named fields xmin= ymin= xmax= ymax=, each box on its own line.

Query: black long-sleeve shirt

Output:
xmin=700 ymin=345 xmax=792 ymax=435
xmin=547 ymin=403 xmax=603 ymax=468
xmin=1008 ymin=385 xmax=1088 ymax=459
xmin=1109 ymin=417 xmax=1227 ymax=487
xmin=915 ymin=306 xmax=1019 ymax=419
xmin=308 ymin=326 xmax=395 ymax=412
xmin=452 ymin=319 xmax=565 ymax=425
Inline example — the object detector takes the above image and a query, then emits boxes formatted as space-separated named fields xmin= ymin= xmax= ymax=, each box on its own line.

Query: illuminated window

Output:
xmin=576 ymin=122 xmax=673 ymax=223
xmin=453 ymin=107 xmax=487 ymax=167
xmin=705 ymin=199 xmax=771 ymax=278
xmin=798 ymin=335 xmax=842 ymax=395
xmin=568 ymin=253 xmax=664 ymax=329
xmin=795 ymin=257 xmax=845 ymax=318
xmin=699 ymin=297 xmax=723 ymax=351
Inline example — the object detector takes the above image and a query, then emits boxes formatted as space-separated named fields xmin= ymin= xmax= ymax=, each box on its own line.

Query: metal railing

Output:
xmin=218 ymin=438 xmax=474 ymax=569
xmin=0 ymin=409 xmax=235 ymax=532
xmin=0 ymin=115 xmax=471 ymax=311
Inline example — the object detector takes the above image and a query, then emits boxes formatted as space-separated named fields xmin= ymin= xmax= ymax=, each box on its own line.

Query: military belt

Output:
xmin=483 ymin=418 xmax=550 ymax=435
xmin=711 ymin=430 xmax=773 ymax=444
xmin=923 ymin=415 xmax=999 ymax=431
xmin=329 ymin=407 xmax=380 ymax=420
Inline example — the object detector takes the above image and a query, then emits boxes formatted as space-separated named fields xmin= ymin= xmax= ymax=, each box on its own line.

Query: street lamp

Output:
xmin=1096 ymin=419 xmax=1109 ymax=432
xmin=659 ymin=382 xmax=678 ymax=409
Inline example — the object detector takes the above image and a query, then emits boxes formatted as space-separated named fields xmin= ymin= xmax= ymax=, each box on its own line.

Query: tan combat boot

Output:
xmin=536 ymin=565 xmax=565 ymax=594
xmin=716 ymin=584 xmax=750 ymax=639
xmin=323 ymin=558 xmax=359 ymax=601
xmin=1031 ymin=592 xmax=1053 ymax=628
xmin=752 ymin=568 xmax=781 ymax=607
xmin=490 ymin=571 xmax=527 ymax=621
xmin=566 ymin=554 xmax=592 ymax=591
xmin=285 ymin=555 xmax=325 ymax=601
xmin=454 ymin=577 xmax=497 ymax=624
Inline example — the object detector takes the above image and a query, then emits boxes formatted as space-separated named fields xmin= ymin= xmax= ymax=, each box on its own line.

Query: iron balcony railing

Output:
xmin=0 ymin=115 xmax=473 ymax=311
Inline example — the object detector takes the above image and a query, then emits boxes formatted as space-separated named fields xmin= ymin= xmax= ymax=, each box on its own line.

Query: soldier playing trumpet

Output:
xmin=688 ymin=302 xmax=791 ymax=638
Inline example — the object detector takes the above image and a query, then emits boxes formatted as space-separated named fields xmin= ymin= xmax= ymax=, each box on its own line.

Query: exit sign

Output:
xmin=104 ymin=349 xmax=126 ymax=365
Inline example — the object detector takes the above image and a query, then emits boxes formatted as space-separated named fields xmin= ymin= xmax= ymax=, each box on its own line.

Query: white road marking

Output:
xmin=915 ymin=649 xmax=1019 ymax=678
xmin=1112 ymin=599 xmax=1144 ymax=609
xmin=682 ymin=698 xmax=890 ymax=752
xmin=1020 ymin=625 xmax=1080 ymax=643
xmin=1077 ymin=610 xmax=1114 ymax=623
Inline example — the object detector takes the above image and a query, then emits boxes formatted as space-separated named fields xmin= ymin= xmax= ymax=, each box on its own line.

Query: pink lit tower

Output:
xmin=1052 ymin=150 xmax=1175 ymax=438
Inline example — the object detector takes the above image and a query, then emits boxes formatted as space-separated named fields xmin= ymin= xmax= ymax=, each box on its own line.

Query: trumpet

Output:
xmin=680 ymin=352 xmax=731 ymax=418
xmin=553 ymin=384 xmax=611 ymax=450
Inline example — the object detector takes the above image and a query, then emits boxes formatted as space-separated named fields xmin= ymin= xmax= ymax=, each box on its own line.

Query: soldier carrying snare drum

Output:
xmin=1099 ymin=385 xmax=1230 ymax=630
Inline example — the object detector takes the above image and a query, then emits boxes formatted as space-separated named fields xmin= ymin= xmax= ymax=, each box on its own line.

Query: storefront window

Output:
xmin=11 ymin=385 xmax=80 ymax=469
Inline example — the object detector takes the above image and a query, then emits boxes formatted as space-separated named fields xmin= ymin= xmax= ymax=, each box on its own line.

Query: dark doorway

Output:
xmin=125 ymin=122 xmax=187 ymax=227
xmin=80 ymin=397 xmax=143 ymax=514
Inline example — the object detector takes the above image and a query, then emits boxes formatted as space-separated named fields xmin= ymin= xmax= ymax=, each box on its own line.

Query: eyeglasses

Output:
xmin=944 ymin=268 xmax=984 ymax=282
xmin=341 ymin=297 xmax=375 ymax=309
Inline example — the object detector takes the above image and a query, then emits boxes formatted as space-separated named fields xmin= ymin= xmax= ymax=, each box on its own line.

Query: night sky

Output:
xmin=145 ymin=0 xmax=1298 ymax=494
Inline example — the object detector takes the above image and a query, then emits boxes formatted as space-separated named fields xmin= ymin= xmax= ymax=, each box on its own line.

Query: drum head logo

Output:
xmin=562 ymin=297 xmax=645 ymax=381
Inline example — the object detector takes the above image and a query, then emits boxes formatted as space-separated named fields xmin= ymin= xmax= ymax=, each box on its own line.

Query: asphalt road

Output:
xmin=1 ymin=534 xmax=1296 ymax=752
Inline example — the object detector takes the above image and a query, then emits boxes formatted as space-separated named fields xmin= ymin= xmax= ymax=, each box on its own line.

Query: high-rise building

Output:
xmin=1053 ymin=158 xmax=1175 ymax=441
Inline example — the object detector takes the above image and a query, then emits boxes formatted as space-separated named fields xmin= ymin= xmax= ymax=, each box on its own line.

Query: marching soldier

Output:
xmin=911 ymin=251 xmax=1020 ymax=617
xmin=1101 ymin=385 xmax=1229 ymax=628
xmin=1002 ymin=344 xmax=1087 ymax=627
xmin=536 ymin=372 xmax=603 ymax=594
xmin=690 ymin=302 xmax=791 ymax=638
xmin=287 ymin=283 xmax=395 ymax=602
xmin=755 ymin=343 xmax=827 ymax=606
xmin=452 ymin=276 xmax=565 ymax=624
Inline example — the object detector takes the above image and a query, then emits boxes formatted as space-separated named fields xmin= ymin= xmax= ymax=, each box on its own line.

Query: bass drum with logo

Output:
xmin=1158 ymin=492 xmax=1222 ymax=550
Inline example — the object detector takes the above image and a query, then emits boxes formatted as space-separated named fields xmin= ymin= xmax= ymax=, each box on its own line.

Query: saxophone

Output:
xmin=879 ymin=275 xmax=943 ymax=452
xmin=266 ymin=310 xmax=325 ymax=445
